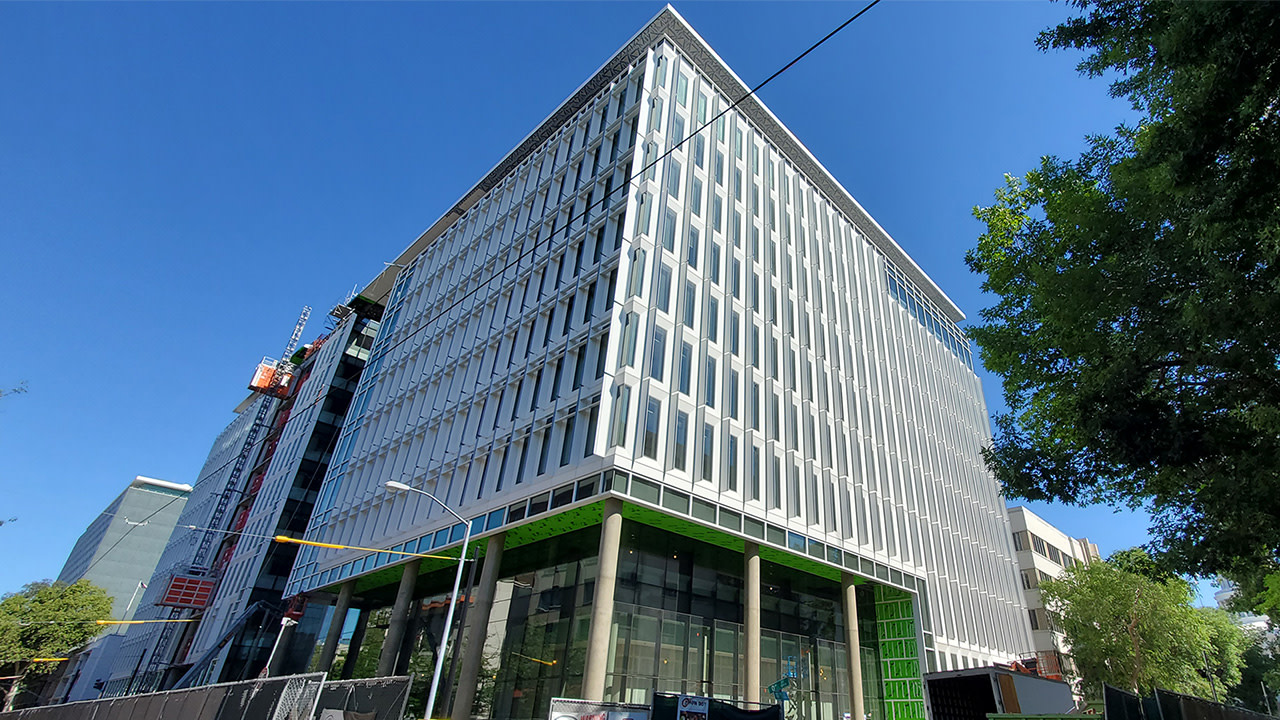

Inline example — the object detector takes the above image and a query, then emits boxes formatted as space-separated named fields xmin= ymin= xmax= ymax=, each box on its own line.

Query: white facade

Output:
xmin=1006 ymin=505 xmax=1099 ymax=678
xmin=289 ymin=6 xmax=1030 ymax=671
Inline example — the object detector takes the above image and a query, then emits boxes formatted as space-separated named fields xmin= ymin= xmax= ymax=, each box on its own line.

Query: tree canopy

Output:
xmin=0 ymin=580 xmax=113 ymax=710
xmin=1039 ymin=555 xmax=1246 ymax=698
xmin=966 ymin=0 xmax=1280 ymax=581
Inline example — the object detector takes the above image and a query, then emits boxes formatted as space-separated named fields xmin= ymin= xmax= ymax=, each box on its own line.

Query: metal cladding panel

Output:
xmin=156 ymin=575 xmax=216 ymax=609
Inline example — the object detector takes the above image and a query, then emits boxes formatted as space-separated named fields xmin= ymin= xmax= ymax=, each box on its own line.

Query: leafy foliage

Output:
xmin=1107 ymin=548 xmax=1174 ymax=583
xmin=1227 ymin=631 xmax=1280 ymax=713
xmin=0 ymin=580 xmax=113 ymax=710
xmin=967 ymin=0 xmax=1280 ymax=578
xmin=1039 ymin=557 xmax=1246 ymax=697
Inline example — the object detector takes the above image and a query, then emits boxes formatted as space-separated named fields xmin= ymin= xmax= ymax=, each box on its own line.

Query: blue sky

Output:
xmin=1 ymin=2 xmax=1204 ymax=603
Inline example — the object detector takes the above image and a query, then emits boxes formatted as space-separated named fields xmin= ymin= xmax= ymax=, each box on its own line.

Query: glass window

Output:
xmin=643 ymin=397 xmax=661 ymax=459
xmin=730 ymin=311 xmax=740 ymax=355
xmin=691 ymin=178 xmax=703 ymax=216
xmin=728 ymin=369 xmax=739 ymax=419
xmin=750 ymin=446 xmax=761 ymax=500
xmin=683 ymin=281 xmax=696 ymax=328
xmin=656 ymin=264 xmax=672 ymax=313
xmin=676 ymin=73 xmax=689 ymax=106
xmin=709 ymin=242 xmax=721 ymax=284
xmin=672 ymin=114 xmax=685 ymax=145
xmin=610 ymin=385 xmax=631 ymax=448
xmin=789 ymin=465 xmax=801 ymax=518
xmin=667 ymin=158 xmax=681 ymax=198
xmin=769 ymin=454 xmax=781 ymax=509
xmin=726 ymin=435 xmax=739 ymax=492
xmin=750 ymin=382 xmax=760 ymax=430
xmin=649 ymin=326 xmax=667 ymax=381
xmin=635 ymin=191 xmax=653 ymax=236
xmin=686 ymin=226 xmax=699 ymax=269
xmin=701 ymin=423 xmax=715 ymax=483
xmin=714 ymin=151 xmax=724 ymax=185
xmin=661 ymin=208 xmax=677 ymax=251
xmin=673 ymin=410 xmax=689 ymax=471
xmin=627 ymin=248 xmax=645 ymax=298
xmin=707 ymin=297 xmax=719 ymax=342
xmin=618 ymin=311 xmax=639 ymax=368
xmin=678 ymin=342 xmax=692 ymax=395
xmin=704 ymin=357 xmax=716 ymax=408
xmin=693 ymin=134 xmax=705 ymax=168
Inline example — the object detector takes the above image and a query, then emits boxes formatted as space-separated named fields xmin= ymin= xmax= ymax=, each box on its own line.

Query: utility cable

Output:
xmin=292 ymin=0 xmax=885 ymax=551
xmin=82 ymin=4 xmax=884 ymax=588
xmin=359 ymin=0 xmax=885 ymax=363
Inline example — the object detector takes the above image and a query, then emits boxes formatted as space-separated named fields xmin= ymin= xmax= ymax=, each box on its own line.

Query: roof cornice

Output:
xmin=361 ymin=5 xmax=964 ymax=322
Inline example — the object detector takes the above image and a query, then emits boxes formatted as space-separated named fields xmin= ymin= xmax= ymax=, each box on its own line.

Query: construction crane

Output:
xmin=141 ymin=307 xmax=311 ymax=691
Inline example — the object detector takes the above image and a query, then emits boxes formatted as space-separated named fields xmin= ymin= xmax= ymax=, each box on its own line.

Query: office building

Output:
xmin=102 ymin=393 xmax=276 ymax=695
xmin=183 ymin=308 xmax=380 ymax=684
xmin=1005 ymin=506 xmax=1100 ymax=684
xmin=57 ymin=476 xmax=192 ymax=620
xmin=47 ymin=476 xmax=191 ymax=702
xmin=288 ymin=7 xmax=1030 ymax=720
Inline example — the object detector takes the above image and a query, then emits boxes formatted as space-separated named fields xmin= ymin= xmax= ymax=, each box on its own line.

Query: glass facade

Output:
xmin=335 ymin=518 xmax=908 ymax=720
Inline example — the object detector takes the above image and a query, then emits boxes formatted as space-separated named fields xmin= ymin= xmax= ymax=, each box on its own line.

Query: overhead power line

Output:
xmin=360 ymin=0 xmax=886 ymax=372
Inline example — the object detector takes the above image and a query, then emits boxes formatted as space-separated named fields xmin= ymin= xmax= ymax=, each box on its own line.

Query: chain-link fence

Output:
xmin=0 ymin=673 xmax=326 ymax=720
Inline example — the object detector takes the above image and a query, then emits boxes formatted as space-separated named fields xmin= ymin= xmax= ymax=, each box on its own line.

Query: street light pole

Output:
xmin=385 ymin=481 xmax=472 ymax=720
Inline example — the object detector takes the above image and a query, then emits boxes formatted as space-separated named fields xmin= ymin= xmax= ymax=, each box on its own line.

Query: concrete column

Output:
xmin=842 ymin=573 xmax=865 ymax=720
xmin=451 ymin=532 xmax=507 ymax=720
xmin=582 ymin=497 xmax=624 ymax=701
xmin=378 ymin=559 xmax=421 ymax=677
xmin=317 ymin=581 xmax=354 ymax=674
xmin=340 ymin=610 xmax=369 ymax=680
xmin=744 ymin=541 xmax=762 ymax=704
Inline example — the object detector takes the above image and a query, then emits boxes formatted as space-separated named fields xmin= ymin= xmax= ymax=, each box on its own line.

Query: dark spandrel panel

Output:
xmin=719 ymin=509 xmax=742 ymax=531
xmin=662 ymin=488 xmax=691 ymax=514
xmin=807 ymin=539 xmax=825 ymax=559
xmin=766 ymin=524 xmax=786 ymax=547
xmin=575 ymin=475 xmax=599 ymax=500
xmin=551 ymin=483 xmax=575 ymax=509
xmin=529 ymin=492 xmax=551 ymax=516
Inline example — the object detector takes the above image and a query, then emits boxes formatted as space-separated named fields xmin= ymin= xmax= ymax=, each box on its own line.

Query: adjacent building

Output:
xmin=56 ymin=476 xmax=192 ymax=621
xmin=1214 ymin=580 xmax=1270 ymax=632
xmin=102 ymin=393 xmax=277 ymax=695
xmin=47 ymin=476 xmax=191 ymax=702
xmin=1005 ymin=506 xmax=1100 ymax=684
xmin=182 ymin=308 xmax=380 ymax=684
xmin=286 ymin=7 xmax=1031 ymax=720
xmin=96 ymin=306 xmax=381 ymax=695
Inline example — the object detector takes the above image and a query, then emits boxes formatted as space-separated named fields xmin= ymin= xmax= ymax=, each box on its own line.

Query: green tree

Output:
xmin=966 ymin=0 xmax=1280 ymax=581
xmin=0 ymin=580 xmax=113 ymax=711
xmin=1197 ymin=607 xmax=1249 ymax=700
xmin=1039 ymin=558 xmax=1245 ymax=697
xmin=1228 ymin=631 xmax=1280 ymax=714
xmin=1107 ymin=548 xmax=1174 ymax=583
